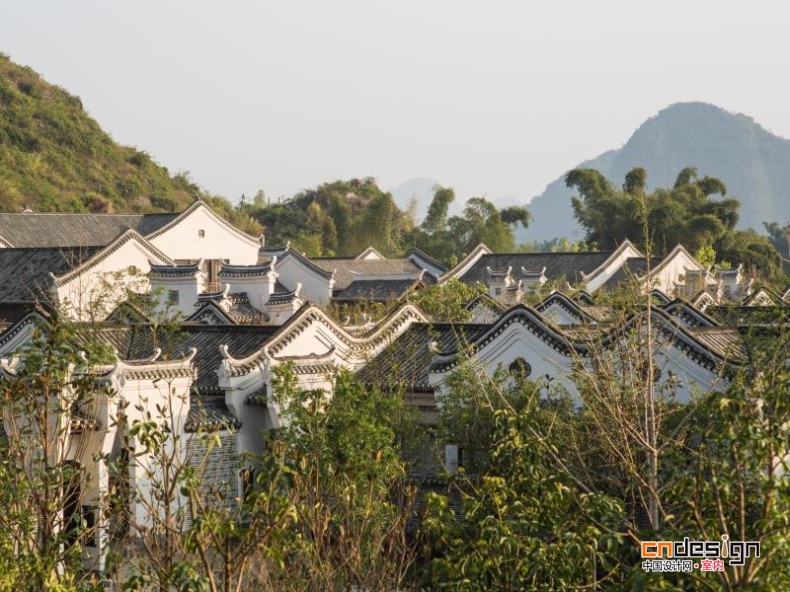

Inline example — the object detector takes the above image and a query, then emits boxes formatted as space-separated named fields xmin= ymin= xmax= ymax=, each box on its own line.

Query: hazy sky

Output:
xmin=2 ymin=1 xmax=789 ymax=206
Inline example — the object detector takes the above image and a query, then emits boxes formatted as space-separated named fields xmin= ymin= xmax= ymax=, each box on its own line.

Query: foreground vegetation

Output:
xmin=2 ymin=291 xmax=789 ymax=590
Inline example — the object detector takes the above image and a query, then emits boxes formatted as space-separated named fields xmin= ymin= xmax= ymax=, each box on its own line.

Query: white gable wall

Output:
xmin=56 ymin=238 xmax=171 ymax=321
xmin=148 ymin=205 xmax=260 ymax=265
xmin=650 ymin=247 xmax=705 ymax=297
xmin=275 ymin=255 xmax=333 ymax=305
xmin=429 ymin=321 xmax=577 ymax=399
xmin=540 ymin=301 xmax=584 ymax=325
xmin=429 ymin=315 xmax=727 ymax=407
xmin=584 ymin=242 xmax=643 ymax=293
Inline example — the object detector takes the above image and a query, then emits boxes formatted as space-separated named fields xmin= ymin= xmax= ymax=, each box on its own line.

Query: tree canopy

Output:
xmin=413 ymin=186 xmax=530 ymax=264
xmin=567 ymin=167 xmax=782 ymax=278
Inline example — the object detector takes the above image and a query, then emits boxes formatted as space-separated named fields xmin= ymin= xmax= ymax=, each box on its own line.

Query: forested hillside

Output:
xmin=0 ymin=53 xmax=264 ymax=235
xmin=0 ymin=53 xmax=203 ymax=213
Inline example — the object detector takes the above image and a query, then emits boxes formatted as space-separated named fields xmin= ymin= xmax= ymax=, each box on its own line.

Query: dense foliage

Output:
xmin=4 ymin=302 xmax=790 ymax=590
xmin=567 ymin=166 xmax=782 ymax=278
xmin=413 ymin=187 xmax=530 ymax=264
xmin=244 ymin=179 xmax=529 ymax=262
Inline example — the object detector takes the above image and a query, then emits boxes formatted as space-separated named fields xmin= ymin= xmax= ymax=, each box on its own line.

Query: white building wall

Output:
xmin=428 ymin=315 xmax=726 ymax=406
xmin=148 ymin=206 xmax=260 ymax=265
xmin=650 ymin=249 xmax=705 ymax=297
xmin=274 ymin=255 xmax=333 ymax=305
xmin=56 ymin=238 xmax=170 ymax=321
xmin=223 ymin=274 xmax=276 ymax=310
xmin=584 ymin=243 xmax=643 ymax=293
xmin=149 ymin=274 xmax=205 ymax=318
xmin=540 ymin=302 xmax=584 ymax=325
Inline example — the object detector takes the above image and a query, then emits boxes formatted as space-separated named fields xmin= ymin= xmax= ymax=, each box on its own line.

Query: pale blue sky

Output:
xmin=2 ymin=0 xmax=789 ymax=205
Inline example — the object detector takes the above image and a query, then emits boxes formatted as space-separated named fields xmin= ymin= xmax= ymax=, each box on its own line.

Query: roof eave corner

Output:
xmin=438 ymin=243 xmax=492 ymax=284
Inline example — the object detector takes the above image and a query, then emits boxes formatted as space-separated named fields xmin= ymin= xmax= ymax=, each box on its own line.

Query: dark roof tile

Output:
xmin=356 ymin=323 xmax=489 ymax=389
xmin=0 ymin=247 xmax=101 ymax=303
xmin=312 ymin=258 xmax=423 ymax=290
xmin=115 ymin=324 xmax=279 ymax=393
xmin=458 ymin=252 xmax=614 ymax=285
xmin=0 ymin=212 xmax=179 ymax=248
xmin=334 ymin=278 xmax=422 ymax=302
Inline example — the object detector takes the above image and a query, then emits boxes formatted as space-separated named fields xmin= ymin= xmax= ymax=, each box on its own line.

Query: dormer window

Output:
xmin=198 ymin=229 xmax=205 ymax=238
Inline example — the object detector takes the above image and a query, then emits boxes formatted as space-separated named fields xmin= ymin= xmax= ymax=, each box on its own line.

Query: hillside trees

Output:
xmin=247 ymin=178 xmax=414 ymax=257
xmin=567 ymin=167 xmax=781 ymax=278
xmin=246 ymin=180 xmax=531 ymax=263
xmin=415 ymin=186 xmax=531 ymax=263
xmin=260 ymin=366 xmax=418 ymax=591
xmin=0 ymin=54 xmax=202 ymax=214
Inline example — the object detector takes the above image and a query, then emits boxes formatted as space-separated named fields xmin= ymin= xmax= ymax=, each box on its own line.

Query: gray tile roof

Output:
xmin=115 ymin=324 xmax=279 ymax=393
xmin=334 ymin=278 xmax=423 ymax=303
xmin=704 ymin=306 xmax=790 ymax=326
xmin=267 ymin=286 xmax=301 ymax=305
xmin=185 ymin=397 xmax=241 ymax=433
xmin=598 ymin=257 xmax=662 ymax=291
xmin=218 ymin=263 xmax=274 ymax=278
xmin=0 ymin=247 xmax=102 ymax=303
xmin=0 ymin=212 xmax=179 ymax=248
xmin=191 ymin=293 xmax=266 ymax=324
xmin=312 ymin=258 xmax=424 ymax=290
xmin=356 ymin=323 xmax=489 ymax=389
xmin=457 ymin=252 xmax=615 ymax=286
xmin=149 ymin=261 xmax=202 ymax=278
xmin=686 ymin=326 xmax=748 ymax=361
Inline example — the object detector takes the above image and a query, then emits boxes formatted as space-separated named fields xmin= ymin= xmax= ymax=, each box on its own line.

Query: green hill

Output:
xmin=525 ymin=102 xmax=790 ymax=242
xmin=0 ymin=53 xmax=199 ymax=213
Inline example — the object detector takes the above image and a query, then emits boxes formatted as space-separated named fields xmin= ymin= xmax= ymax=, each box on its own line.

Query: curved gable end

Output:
xmin=427 ymin=304 xmax=737 ymax=404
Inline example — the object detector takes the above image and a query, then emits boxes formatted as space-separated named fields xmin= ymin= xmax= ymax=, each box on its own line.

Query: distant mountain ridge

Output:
xmin=525 ymin=102 xmax=790 ymax=242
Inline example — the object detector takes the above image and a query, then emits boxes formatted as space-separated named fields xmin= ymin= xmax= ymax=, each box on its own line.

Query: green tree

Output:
xmin=265 ymin=366 xmax=418 ymax=591
xmin=0 ymin=317 xmax=105 ymax=591
xmin=423 ymin=186 xmax=455 ymax=235
xmin=408 ymin=278 xmax=486 ymax=322
xmin=416 ymin=186 xmax=457 ymax=263
xmin=447 ymin=197 xmax=524 ymax=254
xmin=424 ymin=363 xmax=625 ymax=591
xmin=567 ymin=166 xmax=781 ymax=278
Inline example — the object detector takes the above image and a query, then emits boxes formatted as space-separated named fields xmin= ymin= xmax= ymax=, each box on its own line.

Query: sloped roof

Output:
xmin=117 ymin=324 xmax=279 ymax=393
xmin=149 ymin=261 xmax=203 ymax=278
xmin=0 ymin=212 xmax=179 ymax=248
xmin=185 ymin=397 xmax=241 ymax=433
xmin=334 ymin=278 xmax=423 ymax=302
xmin=662 ymin=300 xmax=720 ymax=328
xmin=190 ymin=293 xmax=266 ymax=324
xmin=687 ymin=326 xmax=747 ymax=361
xmin=356 ymin=323 xmax=490 ymax=389
xmin=456 ymin=251 xmax=614 ymax=286
xmin=598 ymin=257 xmax=663 ymax=291
xmin=0 ymin=246 xmax=102 ymax=303
xmin=535 ymin=292 xmax=600 ymax=324
xmin=705 ymin=305 xmax=790 ymax=326
xmin=312 ymin=258 xmax=423 ymax=290
xmin=428 ymin=305 xmax=746 ymax=376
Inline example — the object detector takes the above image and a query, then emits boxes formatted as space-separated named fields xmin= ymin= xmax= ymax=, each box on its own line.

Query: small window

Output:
xmin=167 ymin=289 xmax=179 ymax=305
xmin=495 ymin=288 xmax=502 ymax=295
xmin=198 ymin=229 xmax=205 ymax=238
